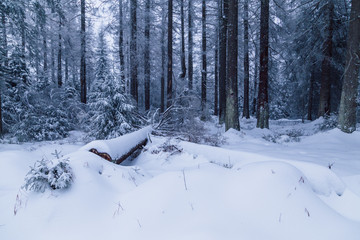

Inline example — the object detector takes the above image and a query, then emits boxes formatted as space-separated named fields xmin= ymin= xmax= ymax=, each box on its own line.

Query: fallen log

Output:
xmin=81 ymin=126 xmax=152 ymax=165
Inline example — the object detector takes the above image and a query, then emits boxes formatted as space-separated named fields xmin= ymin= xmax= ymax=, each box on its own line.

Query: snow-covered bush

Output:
xmin=316 ymin=114 xmax=338 ymax=131
xmin=23 ymin=158 xmax=74 ymax=192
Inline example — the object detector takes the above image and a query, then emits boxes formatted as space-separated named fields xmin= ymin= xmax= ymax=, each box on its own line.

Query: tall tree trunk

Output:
xmin=57 ymin=17 xmax=62 ymax=87
xmin=201 ymin=0 xmax=207 ymax=115
xmin=338 ymin=0 xmax=360 ymax=133
xmin=144 ymin=0 xmax=150 ymax=110
xmin=214 ymin=23 xmax=219 ymax=116
xmin=160 ymin=6 xmax=166 ymax=112
xmin=167 ymin=0 xmax=173 ymax=108
xmin=225 ymin=0 xmax=240 ymax=131
xmin=0 ymin=12 xmax=7 ymax=134
xmin=318 ymin=1 xmax=334 ymax=117
xmin=180 ymin=0 xmax=186 ymax=79
xmin=252 ymin=40 xmax=259 ymax=116
xmin=188 ymin=0 xmax=193 ymax=90
xmin=42 ymin=20 xmax=48 ymax=83
xmin=257 ymin=0 xmax=270 ymax=129
xmin=307 ymin=67 xmax=315 ymax=120
xmin=130 ymin=0 xmax=138 ymax=102
xmin=119 ymin=0 xmax=125 ymax=92
xmin=219 ymin=0 xmax=228 ymax=124
xmin=243 ymin=0 xmax=250 ymax=119
xmin=80 ymin=0 xmax=87 ymax=103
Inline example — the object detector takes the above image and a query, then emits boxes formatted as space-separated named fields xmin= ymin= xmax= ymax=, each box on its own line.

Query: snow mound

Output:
xmin=80 ymin=126 xmax=152 ymax=159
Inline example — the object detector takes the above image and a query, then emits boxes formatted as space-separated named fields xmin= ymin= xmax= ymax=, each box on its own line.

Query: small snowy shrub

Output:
xmin=316 ymin=114 xmax=338 ymax=131
xmin=23 ymin=158 xmax=74 ymax=192
xmin=23 ymin=159 xmax=50 ymax=193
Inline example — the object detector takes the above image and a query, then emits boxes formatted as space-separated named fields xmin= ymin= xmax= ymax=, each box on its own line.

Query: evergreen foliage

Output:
xmin=88 ymin=31 xmax=140 ymax=139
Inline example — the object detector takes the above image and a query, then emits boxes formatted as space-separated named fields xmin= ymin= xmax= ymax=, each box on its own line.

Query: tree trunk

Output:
xmin=318 ymin=2 xmax=334 ymax=118
xmin=80 ymin=0 xmax=87 ymax=103
xmin=218 ymin=0 xmax=228 ymax=124
xmin=0 ymin=12 xmax=5 ymax=134
xmin=167 ymin=0 xmax=173 ymax=108
xmin=144 ymin=0 xmax=150 ymax=111
xmin=180 ymin=0 xmax=186 ymax=79
xmin=307 ymin=68 xmax=315 ymax=120
xmin=252 ymin=39 xmax=258 ymax=116
xmin=201 ymin=0 xmax=207 ymax=115
xmin=130 ymin=0 xmax=138 ymax=102
xmin=243 ymin=0 xmax=250 ymax=119
xmin=338 ymin=0 xmax=360 ymax=133
xmin=257 ymin=0 xmax=270 ymax=129
xmin=214 ymin=23 xmax=219 ymax=116
xmin=42 ymin=21 xmax=48 ymax=83
xmin=57 ymin=17 xmax=62 ymax=87
xmin=160 ymin=6 xmax=166 ymax=112
xmin=188 ymin=0 xmax=193 ymax=90
xmin=225 ymin=0 xmax=240 ymax=131
xmin=119 ymin=0 xmax=125 ymax=92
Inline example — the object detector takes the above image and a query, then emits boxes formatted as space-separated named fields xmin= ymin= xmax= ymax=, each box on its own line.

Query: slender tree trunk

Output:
xmin=180 ymin=0 xmax=186 ymax=79
xmin=188 ymin=0 xmax=193 ymax=90
xmin=57 ymin=17 xmax=62 ymax=87
xmin=80 ymin=0 xmax=87 ymax=103
xmin=130 ymin=0 xmax=138 ymax=102
xmin=243 ymin=0 xmax=250 ymax=119
xmin=225 ymin=0 xmax=240 ymax=131
xmin=307 ymin=68 xmax=315 ymax=120
xmin=214 ymin=24 xmax=219 ymax=116
xmin=338 ymin=0 xmax=360 ymax=133
xmin=42 ymin=23 xmax=48 ymax=83
xmin=219 ymin=0 xmax=228 ymax=124
xmin=318 ymin=1 xmax=334 ymax=117
xmin=119 ymin=0 xmax=125 ymax=92
xmin=160 ymin=6 xmax=166 ymax=112
xmin=252 ymin=39 xmax=259 ymax=116
xmin=144 ymin=0 xmax=150 ymax=110
xmin=167 ymin=0 xmax=173 ymax=108
xmin=0 ymin=12 xmax=7 ymax=134
xmin=257 ymin=0 xmax=270 ymax=129
xmin=201 ymin=0 xmax=207 ymax=115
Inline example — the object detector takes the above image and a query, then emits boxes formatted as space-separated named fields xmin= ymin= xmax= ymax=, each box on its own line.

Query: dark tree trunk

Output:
xmin=214 ymin=24 xmax=219 ymax=116
xmin=119 ymin=0 xmax=125 ymax=91
xmin=338 ymin=0 xmax=360 ymax=133
xmin=318 ymin=2 xmax=334 ymax=118
xmin=130 ymin=0 xmax=138 ymax=102
xmin=180 ymin=0 xmax=186 ymax=79
xmin=243 ymin=0 xmax=250 ymax=119
xmin=57 ymin=17 xmax=62 ymax=87
xmin=167 ymin=0 xmax=173 ymax=108
xmin=160 ymin=7 xmax=166 ymax=112
xmin=144 ymin=0 xmax=150 ymax=111
xmin=257 ymin=0 xmax=269 ymax=129
xmin=42 ymin=23 xmax=48 ymax=83
xmin=188 ymin=0 xmax=193 ymax=90
xmin=307 ymin=68 xmax=315 ymax=121
xmin=225 ymin=0 xmax=240 ymax=131
xmin=0 ymin=12 xmax=6 ymax=134
xmin=79 ymin=0 xmax=87 ymax=102
xmin=80 ymin=0 xmax=87 ymax=103
xmin=252 ymin=40 xmax=259 ymax=116
xmin=218 ymin=0 xmax=228 ymax=124
xmin=201 ymin=0 xmax=207 ymax=114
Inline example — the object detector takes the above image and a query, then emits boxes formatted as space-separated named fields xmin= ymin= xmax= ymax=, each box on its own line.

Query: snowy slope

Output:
xmin=0 ymin=119 xmax=360 ymax=240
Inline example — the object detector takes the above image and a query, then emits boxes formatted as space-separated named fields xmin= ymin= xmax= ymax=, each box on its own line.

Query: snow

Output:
xmin=1 ymin=118 xmax=360 ymax=240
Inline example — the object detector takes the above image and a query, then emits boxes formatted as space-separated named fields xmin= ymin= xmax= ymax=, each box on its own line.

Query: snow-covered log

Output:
xmin=80 ymin=126 xmax=152 ymax=164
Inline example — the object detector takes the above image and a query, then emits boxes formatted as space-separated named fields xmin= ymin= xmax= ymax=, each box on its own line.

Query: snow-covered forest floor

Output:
xmin=1 ymin=117 xmax=360 ymax=240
